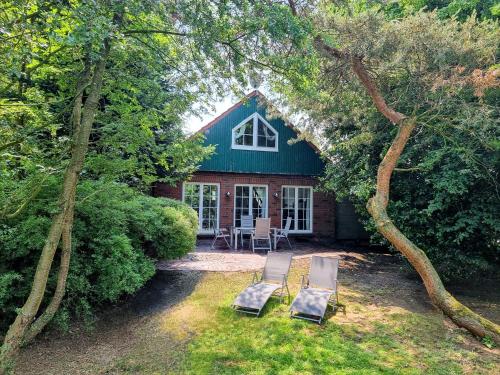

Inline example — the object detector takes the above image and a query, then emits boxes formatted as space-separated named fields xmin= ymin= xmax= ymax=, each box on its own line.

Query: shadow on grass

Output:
xmin=171 ymin=272 xmax=472 ymax=375
xmin=126 ymin=270 xmax=204 ymax=316
xmin=182 ymin=301 xmax=463 ymax=375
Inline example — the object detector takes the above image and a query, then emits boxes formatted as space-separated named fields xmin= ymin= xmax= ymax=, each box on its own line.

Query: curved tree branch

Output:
xmin=123 ymin=29 xmax=188 ymax=37
xmin=350 ymin=57 xmax=407 ymax=124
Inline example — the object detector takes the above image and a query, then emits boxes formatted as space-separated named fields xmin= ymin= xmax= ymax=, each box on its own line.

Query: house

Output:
xmin=153 ymin=90 xmax=344 ymax=238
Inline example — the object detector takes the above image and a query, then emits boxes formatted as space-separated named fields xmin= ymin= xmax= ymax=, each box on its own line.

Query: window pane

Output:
xmin=184 ymin=184 xmax=200 ymax=211
xmin=282 ymin=187 xmax=312 ymax=231
xmin=235 ymin=185 xmax=267 ymax=227
xmin=257 ymin=119 xmax=276 ymax=148
xmin=297 ymin=188 xmax=311 ymax=231
xmin=201 ymin=185 xmax=218 ymax=231
xmin=235 ymin=186 xmax=250 ymax=227
xmin=281 ymin=187 xmax=295 ymax=229
xmin=185 ymin=184 xmax=218 ymax=232
xmin=234 ymin=120 xmax=253 ymax=146
xmin=257 ymin=136 xmax=266 ymax=147
xmin=252 ymin=186 xmax=267 ymax=224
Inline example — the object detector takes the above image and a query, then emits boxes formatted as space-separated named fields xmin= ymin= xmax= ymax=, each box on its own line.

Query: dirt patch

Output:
xmin=128 ymin=270 xmax=202 ymax=316
xmin=14 ymin=271 xmax=202 ymax=375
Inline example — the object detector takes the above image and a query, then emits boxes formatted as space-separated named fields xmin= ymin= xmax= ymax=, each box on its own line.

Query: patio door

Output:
xmin=183 ymin=183 xmax=219 ymax=233
xmin=282 ymin=186 xmax=313 ymax=233
xmin=234 ymin=185 xmax=268 ymax=227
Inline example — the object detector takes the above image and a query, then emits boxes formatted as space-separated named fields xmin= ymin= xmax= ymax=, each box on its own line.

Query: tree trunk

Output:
xmin=314 ymin=36 xmax=500 ymax=343
xmin=366 ymin=123 xmax=500 ymax=343
xmin=22 ymin=203 xmax=74 ymax=345
xmin=352 ymin=57 xmax=500 ymax=343
xmin=0 ymin=38 xmax=111 ymax=373
xmin=19 ymin=52 xmax=92 ymax=346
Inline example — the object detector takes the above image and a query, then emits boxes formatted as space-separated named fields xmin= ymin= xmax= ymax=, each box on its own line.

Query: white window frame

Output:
xmin=233 ymin=184 xmax=269 ymax=227
xmin=182 ymin=182 xmax=220 ymax=234
xmin=231 ymin=113 xmax=279 ymax=152
xmin=281 ymin=185 xmax=313 ymax=234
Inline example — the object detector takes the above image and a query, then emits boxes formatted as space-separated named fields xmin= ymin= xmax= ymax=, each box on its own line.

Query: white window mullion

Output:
xmin=293 ymin=188 xmax=299 ymax=230
xmin=252 ymin=115 xmax=258 ymax=148
xmin=198 ymin=184 xmax=204 ymax=230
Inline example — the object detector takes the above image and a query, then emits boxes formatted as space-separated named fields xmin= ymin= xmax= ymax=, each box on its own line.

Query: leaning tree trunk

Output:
xmin=21 ymin=54 xmax=91 ymax=346
xmin=22 ymin=203 xmax=74 ymax=345
xmin=350 ymin=56 xmax=500 ymax=343
xmin=312 ymin=36 xmax=500 ymax=343
xmin=366 ymin=122 xmax=500 ymax=343
xmin=0 ymin=39 xmax=111 ymax=373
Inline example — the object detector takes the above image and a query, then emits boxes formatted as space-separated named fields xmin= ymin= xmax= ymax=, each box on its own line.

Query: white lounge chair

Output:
xmin=232 ymin=252 xmax=292 ymax=316
xmin=290 ymin=256 xmax=340 ymax=324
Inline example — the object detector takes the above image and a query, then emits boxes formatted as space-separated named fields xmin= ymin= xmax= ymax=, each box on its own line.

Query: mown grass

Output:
xmin=111 ymin=260 xmax=499 ymax=375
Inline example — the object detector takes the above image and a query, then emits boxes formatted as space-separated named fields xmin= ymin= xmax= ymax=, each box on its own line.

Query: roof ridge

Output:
xmin=196 ymin=90 xmax=262 ymax=134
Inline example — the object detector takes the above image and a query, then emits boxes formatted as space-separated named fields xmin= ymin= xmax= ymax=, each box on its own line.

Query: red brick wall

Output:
xmin=153 ymin=171 xmax=335 ymax=236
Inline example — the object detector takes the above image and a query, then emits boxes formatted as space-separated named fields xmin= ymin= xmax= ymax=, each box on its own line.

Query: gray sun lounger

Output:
xmin=290 ymin=256 xmax=340 ymax=324
xmin=232 ymin=252 xmax=292 ymax=316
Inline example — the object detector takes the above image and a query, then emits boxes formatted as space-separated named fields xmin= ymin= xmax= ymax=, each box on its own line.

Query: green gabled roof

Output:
xmin=196 ymin=91 xmax=325 ymax=176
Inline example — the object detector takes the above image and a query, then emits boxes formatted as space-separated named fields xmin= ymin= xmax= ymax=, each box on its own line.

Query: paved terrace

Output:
xmin=156 ymin=238 xmax=377 ymax=272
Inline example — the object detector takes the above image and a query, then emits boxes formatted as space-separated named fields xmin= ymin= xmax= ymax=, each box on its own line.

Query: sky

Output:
xmin=182 ymin=83 xmax=273 ymax=134
xmin=182 ymin=95 xmax=234 ymax=133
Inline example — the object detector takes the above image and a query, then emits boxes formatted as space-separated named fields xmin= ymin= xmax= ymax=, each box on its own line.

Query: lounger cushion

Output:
xmin=290 ymin=288 xmax=333 ymax=318
xmin=233 ymin=283 xmax=281 ymax=310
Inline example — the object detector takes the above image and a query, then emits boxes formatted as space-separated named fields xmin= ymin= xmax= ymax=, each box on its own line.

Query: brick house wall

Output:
xmin=153 ymin=171 xmax=335 ymax=237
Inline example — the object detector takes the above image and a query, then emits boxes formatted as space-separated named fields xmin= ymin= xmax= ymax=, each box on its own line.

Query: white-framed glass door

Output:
xmin=183 ymin=183 xmax=219 ymax=233
xmin=282 ymin=186 xmax=313 ymax=233
xmin=234 ymin=185 xmax=268 ymax=227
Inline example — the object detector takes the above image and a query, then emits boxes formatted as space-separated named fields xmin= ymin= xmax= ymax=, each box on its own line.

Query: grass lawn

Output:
xmin=17 ymin=255 xmax=499 ymax=374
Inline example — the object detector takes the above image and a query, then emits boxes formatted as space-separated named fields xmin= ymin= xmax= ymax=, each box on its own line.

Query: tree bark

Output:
xmin=0 ymin=38 xmax=111 ymax=372
xmin=22 ymin=202 xmax=74 ymax=345
xmin=314 ymin=36 xmax=500 ymax=343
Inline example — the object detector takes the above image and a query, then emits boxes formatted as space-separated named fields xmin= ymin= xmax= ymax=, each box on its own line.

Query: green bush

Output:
xmin=155 ymin=206 xmax=198 ymax=259
xmin=0 ymin=178 xmax=197 ymax=334
xmin=123 ymin=192 xmax=198 ymax=260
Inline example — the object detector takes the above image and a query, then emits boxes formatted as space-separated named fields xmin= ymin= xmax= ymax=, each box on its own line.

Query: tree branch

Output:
xmin=350 ymin=57 xmax=407 ymax=124
xmin=123 ymin=29 xmax=188 ymax=37
xmin=394 ymin=167 xmax=421 ymax=172
xmin=0 ymin=140 xmax=21 ymax=152
xmin=313 ymin=35 xmax=346 ymax=60
xmin=219 ymin=40 xmax=286 ymax=75
xmin=23 ymin=204 xmax=73 ymax=345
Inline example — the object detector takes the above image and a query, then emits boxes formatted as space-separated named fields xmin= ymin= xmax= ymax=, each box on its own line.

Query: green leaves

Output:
xmin=0 ymin=179 xmax=197 ymax=333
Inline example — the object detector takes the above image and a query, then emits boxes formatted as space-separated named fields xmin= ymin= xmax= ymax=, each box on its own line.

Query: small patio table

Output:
xmin=230 ymin=226 xmax=280 ymax=250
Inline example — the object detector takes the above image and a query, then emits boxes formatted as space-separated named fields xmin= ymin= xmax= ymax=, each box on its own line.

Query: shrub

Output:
xmin=123 ymin=193 xmax=198 ymax=260
xmin=155 ymin=206 xmax=197 ymax=259
xmin=0 ymin=178 xmax=197 ymax=334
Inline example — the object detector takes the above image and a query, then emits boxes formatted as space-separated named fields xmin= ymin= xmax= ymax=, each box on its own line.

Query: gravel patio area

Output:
xmin=156 ymin=238 xmax=375 ymax=272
